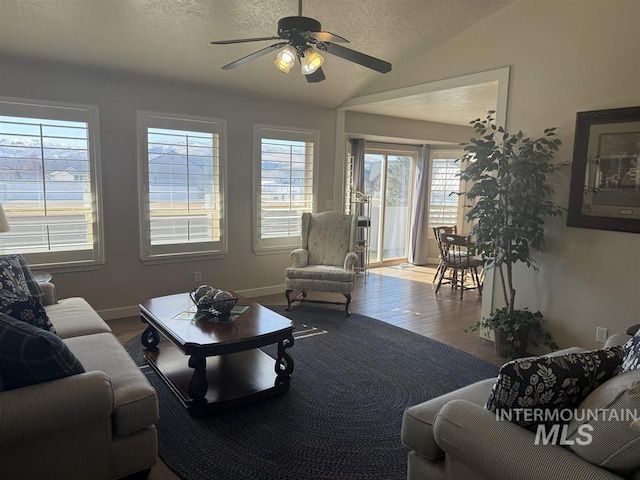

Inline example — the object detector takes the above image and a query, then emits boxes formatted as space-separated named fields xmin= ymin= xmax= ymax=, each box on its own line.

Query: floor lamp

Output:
xmin=0 ymin=202 xmax=10 ymax=233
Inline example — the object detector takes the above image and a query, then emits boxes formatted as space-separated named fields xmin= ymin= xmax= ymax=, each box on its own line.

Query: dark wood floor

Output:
xmin=109 ymin=264 xmax=504 ymax=480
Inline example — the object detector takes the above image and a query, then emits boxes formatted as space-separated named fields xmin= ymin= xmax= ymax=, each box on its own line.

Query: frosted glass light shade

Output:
xmin=274 ymin=45 xmax=297 ymax=73
xmin=301 ymin=47 xmax=324 ymax=75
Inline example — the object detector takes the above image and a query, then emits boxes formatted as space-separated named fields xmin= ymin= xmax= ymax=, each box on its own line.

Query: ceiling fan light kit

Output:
xmin=210 ymin=0 xmax=391 ymax=83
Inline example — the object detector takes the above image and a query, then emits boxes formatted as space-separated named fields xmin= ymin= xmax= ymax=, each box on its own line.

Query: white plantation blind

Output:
xmin=429 ymin=155 xmax=462 ymax=228
xmin=254 ymin=125 xmax=317 ymax=254
xmin=0 ymin=99 xmax=103 ymax=268
xmin=344 ymin=154 xmax=354 ymax=214
xmin=139 ymin=112 xmax=226 ymax=262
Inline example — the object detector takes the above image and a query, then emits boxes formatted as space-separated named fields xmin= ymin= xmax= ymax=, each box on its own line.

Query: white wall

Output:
xmin=361 ymin=0 xmax=640 ymax=348
xmin=344 ymin=111 xmax=473 ymax=144
xmin=0 ymin=56 xmax=337 ymax=314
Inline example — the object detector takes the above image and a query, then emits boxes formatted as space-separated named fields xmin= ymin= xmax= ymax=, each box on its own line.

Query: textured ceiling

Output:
xmin=0 ymin=0 xmax=513 ymax=115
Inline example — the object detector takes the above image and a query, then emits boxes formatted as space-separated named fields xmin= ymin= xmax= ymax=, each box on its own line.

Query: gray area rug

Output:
xmin=125 ymin=304 xmax=499 ymax=480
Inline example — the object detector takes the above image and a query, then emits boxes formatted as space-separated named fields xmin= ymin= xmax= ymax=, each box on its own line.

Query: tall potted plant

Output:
xmin=463 ymin=113 xmax=563 ymax=358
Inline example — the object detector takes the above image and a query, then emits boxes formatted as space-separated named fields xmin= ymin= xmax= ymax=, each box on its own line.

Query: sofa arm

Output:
xmin=344 ymin=251 xmax=358 ymax=272
xmin=434 ymin=400 xmax=624 ymax=480
xmin=0 ymin=371 xmax=114 ymax=445
xmin=290 ymin=248 xmax=309 ymax=268
xmin=39 ymin=281 xmax=57 ymax=305
xmin=606 ymin=333 xmax=632 ymax=348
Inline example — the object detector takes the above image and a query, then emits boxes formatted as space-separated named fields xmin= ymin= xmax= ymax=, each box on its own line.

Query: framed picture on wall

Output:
xmin=567 ymin=106 xmax=640 ymax=233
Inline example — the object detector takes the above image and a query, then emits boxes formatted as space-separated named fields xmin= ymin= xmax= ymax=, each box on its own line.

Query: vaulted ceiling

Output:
xmin=0 ymin=0 xmax=514 ymax=120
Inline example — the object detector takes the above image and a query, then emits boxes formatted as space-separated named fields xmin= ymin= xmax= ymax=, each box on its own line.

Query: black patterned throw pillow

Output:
xmin=0 ymin=291 xmax=56 ymax=334
xmin=0 ymin=255 xmax=31 ymax=297
xmin=622 ymin=332 xmax=640 ymax=372
xmin=0 ymin=313 xmax=84 ymax=391
xmin=485 ymin=347 xmax=624 ymax=431
xmin=11 ymin=254 xmax=45 ymax=303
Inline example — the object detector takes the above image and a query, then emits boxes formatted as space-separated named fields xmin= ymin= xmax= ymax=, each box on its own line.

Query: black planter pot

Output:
xmin=494 ymin=326 xmax=529 ymax=358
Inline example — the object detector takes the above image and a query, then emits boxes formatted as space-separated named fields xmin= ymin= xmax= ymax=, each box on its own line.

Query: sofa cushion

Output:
xmin=401 ymin=378 xmax=496 ymax=460
xmin=622 ymin=332 xmax=640 ymax=372
xmin=64 ymin=332 xmax=158 ymax=436
xmin=0 ymin=291 xmax=56 ymax=333
xmin=45 ymin=297 xmax=111 ymax=339
xmin=0 ymin=254 xmax=31 ymax=297
xmin=567 ymin=368 xmax=640 ymax=475
xmin=485 ymin=347 xmax=624 ymax=431
xmin=0 ymin=312 xmax=85 ymax=390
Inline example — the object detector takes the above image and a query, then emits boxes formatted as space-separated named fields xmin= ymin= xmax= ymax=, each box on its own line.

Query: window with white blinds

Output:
xmin=344 ymin=153 xmax=354 ymax=214
xmin=0 ymin=98 xmax=103 ymax=268
xmin=428 ymin=152 xmax=463 ymax=229
xmin=254 ymin=125 xmax=317 ymax=254
xmin=138 ymin=112 xmax=226 ymax=262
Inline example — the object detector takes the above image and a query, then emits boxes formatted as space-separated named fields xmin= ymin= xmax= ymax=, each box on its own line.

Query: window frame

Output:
xmin=137 ymin=111 xmax=227 ymax=264
xmin=253 ymin=124 xmax=319 ymax=255
xmin=0 ymin=96 xmax=104 ymax=270
xmin=427 ymin=148 xmax=466 ymax=235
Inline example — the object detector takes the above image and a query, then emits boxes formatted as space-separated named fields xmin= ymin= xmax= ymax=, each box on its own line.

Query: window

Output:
xmin=254 ymin=125 xmax=317 ymax=254
xmin=0 ymin=98 xmax=103 ymax=269
xmin=363 ymin=148 xmax=415 ymax=263
xmin=428 ymin=150 xmax=464 ymax=229
xmin=138 ymin=112 xmax=226 ymax=262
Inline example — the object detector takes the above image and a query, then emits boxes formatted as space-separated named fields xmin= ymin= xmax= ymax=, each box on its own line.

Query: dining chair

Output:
xmin=434 ymin=233 xmax=483 ymax=299
xmin=432 ymin=226 xmax=457 ymax=283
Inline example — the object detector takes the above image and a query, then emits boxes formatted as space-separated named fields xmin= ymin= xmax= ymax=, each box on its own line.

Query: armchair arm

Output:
xmin=39 ymin=281 xmax=57 ymax=305
xmin=0 ymin=371 xmax=114 ymax=445
xmin=344 ymin=251 xmax=358 ymax=272
xmin=434 ymin=400 xmax=624 ymax=480
xmin=290 ymin=248 xmax=309 ymax=268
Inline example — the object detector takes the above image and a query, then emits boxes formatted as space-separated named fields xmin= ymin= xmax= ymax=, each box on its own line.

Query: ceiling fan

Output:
xmin=210 ymin=0 xmax=392 ymax=83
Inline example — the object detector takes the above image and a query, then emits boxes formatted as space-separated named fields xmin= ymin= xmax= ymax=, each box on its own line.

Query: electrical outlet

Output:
xmin=596 ymin=327 xmax=608 ymax=344
xmin=194 ymin=271 xmax=202 ymax=282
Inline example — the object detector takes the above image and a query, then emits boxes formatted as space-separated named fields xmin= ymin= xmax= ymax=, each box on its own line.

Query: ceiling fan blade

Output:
xmin=305 ymin=67 xmax=326 ymax=83
xmin=211 ymin=36 xmax=281 ymax=45
xmin=221 ymin=42 xmax=288 ymax=70
xmin=306 ymin=31 xmax=349 ymax=43
xmin=322 ymin=43 xmax=391 ymax=73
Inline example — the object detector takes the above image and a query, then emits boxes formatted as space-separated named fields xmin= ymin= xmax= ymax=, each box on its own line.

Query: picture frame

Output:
xmin=567 ymin=106 xmax=640 ymax=234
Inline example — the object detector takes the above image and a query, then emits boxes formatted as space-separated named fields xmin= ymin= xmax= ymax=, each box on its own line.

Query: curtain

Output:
xmin=350 ymin=138 xmax=365 ymax=194
xmin=409 ymin=145 xmax=430 ymax=265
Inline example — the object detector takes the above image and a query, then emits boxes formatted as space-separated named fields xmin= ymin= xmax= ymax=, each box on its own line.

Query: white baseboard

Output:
xmin=98 ymin=284 xmax=285 ymax=321
xmin=236 ymin=284 xmax=285 ymax=298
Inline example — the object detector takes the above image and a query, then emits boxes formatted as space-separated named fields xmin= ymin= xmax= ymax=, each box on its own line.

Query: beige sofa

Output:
xmin=402 ymin=335 xmax=640 ymax=480
xmin=0 ymin=282 xmax=158 ymax=480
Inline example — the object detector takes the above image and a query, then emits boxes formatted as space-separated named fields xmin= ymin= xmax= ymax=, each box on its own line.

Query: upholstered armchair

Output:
xmin=285 ymin=211 xmax=358 ymax=315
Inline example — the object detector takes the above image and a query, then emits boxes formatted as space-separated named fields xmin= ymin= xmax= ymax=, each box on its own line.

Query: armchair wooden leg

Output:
xmin=343 ymin=294 xmax=351 ymax=316
xmin=285 ymin=289 xmax=293 ymax=311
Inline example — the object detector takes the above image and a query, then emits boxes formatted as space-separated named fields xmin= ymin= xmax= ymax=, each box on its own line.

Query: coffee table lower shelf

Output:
xmin=144 ymin=339 xmax=289 ymax=415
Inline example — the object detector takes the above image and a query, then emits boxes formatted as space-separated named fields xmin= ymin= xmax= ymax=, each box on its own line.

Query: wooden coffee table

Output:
xmin=139 ymin=292 xmax=294 ymax=414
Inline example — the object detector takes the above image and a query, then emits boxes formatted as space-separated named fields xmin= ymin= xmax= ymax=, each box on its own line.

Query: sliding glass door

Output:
xmin=364 ymin=149 xmax=414 ymax=264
